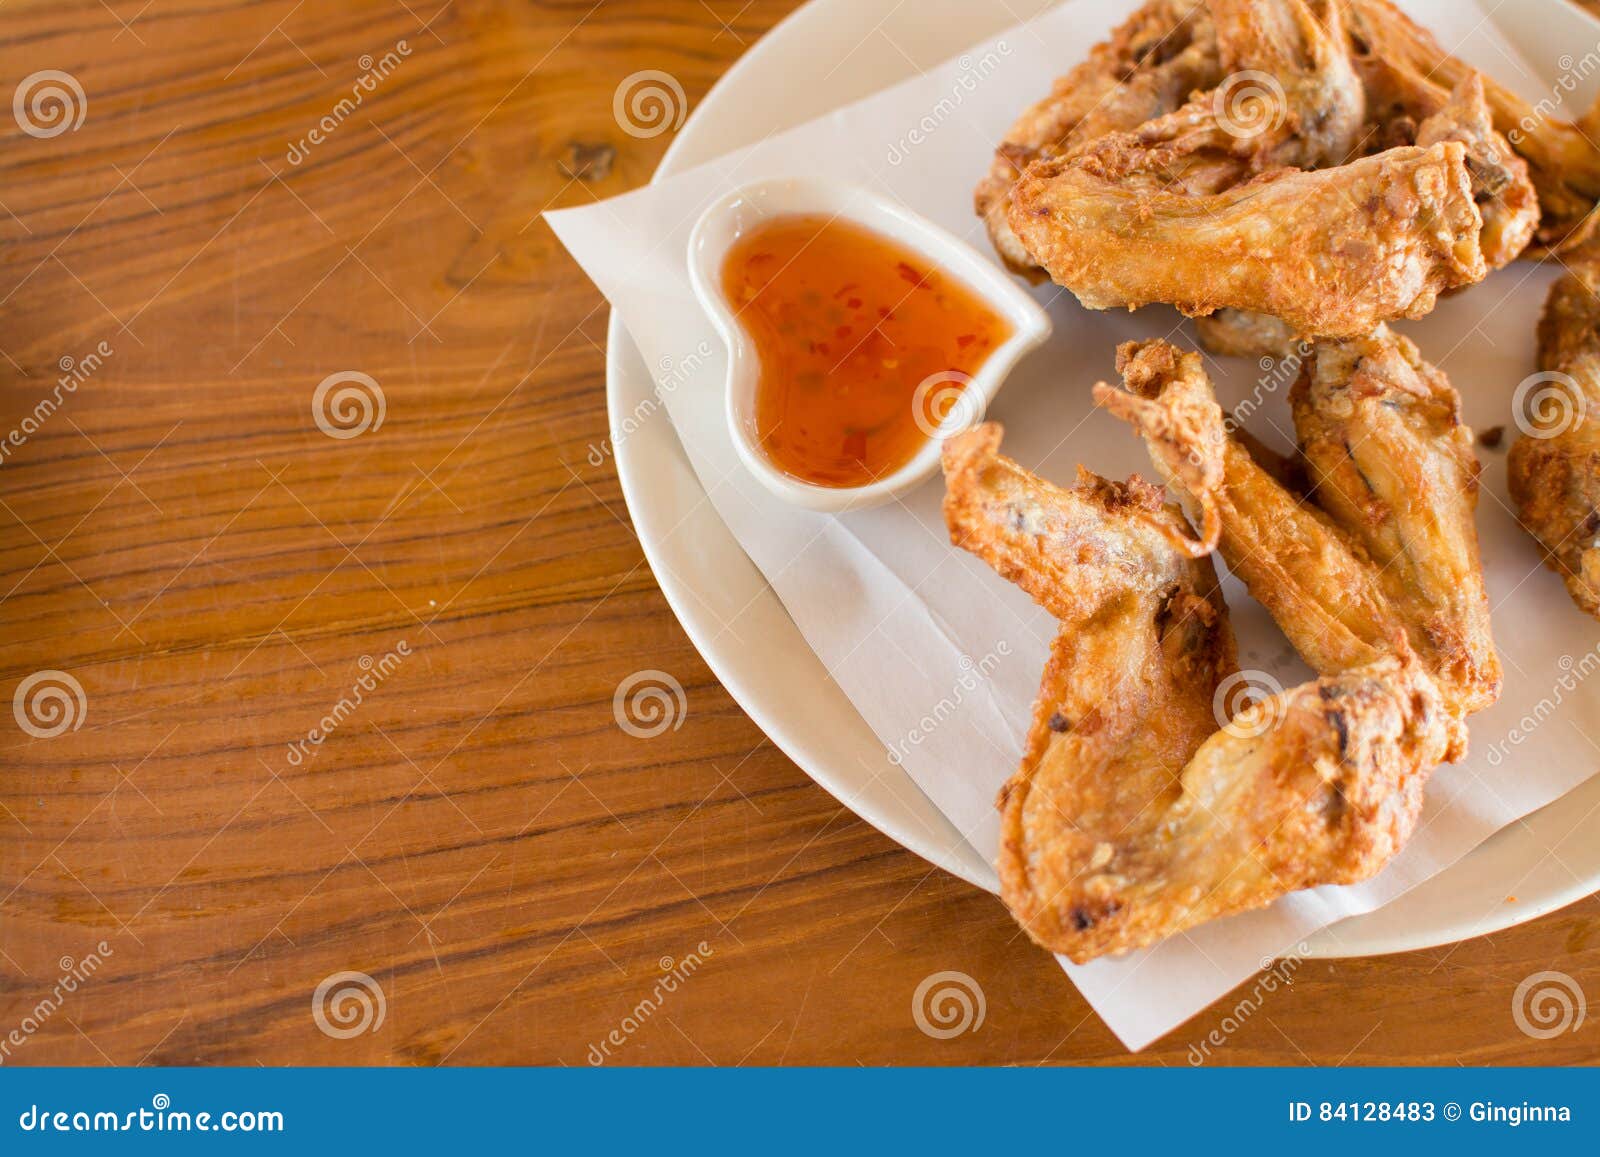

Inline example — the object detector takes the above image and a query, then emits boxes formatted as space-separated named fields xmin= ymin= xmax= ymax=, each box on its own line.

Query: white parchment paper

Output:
xmin=548 ymin=0 xmax=1600 ymax=1050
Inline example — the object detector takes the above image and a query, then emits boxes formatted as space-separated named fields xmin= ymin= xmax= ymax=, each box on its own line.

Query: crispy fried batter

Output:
xmin=1056 ymin=0 xmax=1368 ymax=192
xmin=1346 ymin=0 xmax=1600 ymax=252
xmin=1295 ymin=327 xmax=1501 ymax=713
xmin=1409 ymin=75 xmax=1540 ymax=269
xmin=1097 ymin=337 xmax=1498 ymax=727
xmin=1098 ymin=341 xmax=1409 ymax=677
xmin=995 ymin=0 xmax=1481 ymax=337
xmin=975 ymin=0 xmax=1222 ymax=278
xmin=1508 ymin=240 xmax=1600 ymax=618
xmin=1215 ymin=0 xmax=1368 ymax=167
xmin=979 ymin=0 xmax=1563 ymax=313
xmin=1008 ymin=142 xmax=1485 ymax=337
xmin=942 ymin=424 xmax=1454 ymax=961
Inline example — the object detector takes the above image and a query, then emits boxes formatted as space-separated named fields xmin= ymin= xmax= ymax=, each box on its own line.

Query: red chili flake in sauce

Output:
xmin=722 ymin=215 xmax=1012 ymax=488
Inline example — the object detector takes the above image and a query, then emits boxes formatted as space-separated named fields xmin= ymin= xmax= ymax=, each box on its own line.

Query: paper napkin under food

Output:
xmin=548 ymin=0 xmax=1600 ymax=1050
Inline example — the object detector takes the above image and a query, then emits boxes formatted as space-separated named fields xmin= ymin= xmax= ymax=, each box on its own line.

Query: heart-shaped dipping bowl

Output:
xmin=686 ymin=178 xmax=1052 ymax=513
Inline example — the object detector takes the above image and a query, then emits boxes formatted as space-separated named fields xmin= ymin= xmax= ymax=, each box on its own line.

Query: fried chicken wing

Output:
xmin=1097 ymin=336 xmax=1498 ymax=724
xmin=977 ymin=0 xmax=1371 ymax=279
xmin=1097 ymin=341 xmax=1409 ymax=678
xmin=1347 ymin=0 xmax=1600 ymax=252
xmin=1508 ymin=241 xmax=1600 ymax=618
xmin=1215 ymin=0 xmax=1368 ymax=166
xmin=1295 ymin=327 xmax=1501 ymax=712
xmin=975 ymin=0 xmax=1221 ymax=277
xmin=1008 ymin=142 xmax=1484 ymax=337
xmin=1056 ymin=0 xmax=1368 ymax=191
xmin=943 ymin=424 xmax=1454 ymax=961
xmin=1068 ymin=653 xmax=1448 ymax=960
xmin=994 ymin=0 xmax=1479 ymax=338
xmin=1409 ymin=75 xmax=1540 ymax=269
xmin=980 ymin=0 xmax=1560 ymax=315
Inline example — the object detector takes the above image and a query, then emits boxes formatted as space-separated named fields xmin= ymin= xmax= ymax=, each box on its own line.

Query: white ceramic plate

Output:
xmin=606 ymin=0 xmax=1600 ymax=957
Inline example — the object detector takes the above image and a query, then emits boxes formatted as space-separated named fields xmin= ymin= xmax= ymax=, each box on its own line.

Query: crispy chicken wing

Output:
xmin=1097 ymin=340 xmax=1410 ymax=676
xmin=996 ymin=0 xmax=1477 ymax=337
xmin=1009 ymin=141 xmax=1484 ymax=338
xmin=981 ymin=0 xmax=1559 ymax=311
xmin=1295 ymin=327 xmax=1501 ymax=711
xmin=1056 ymin=70 xmax=1529 ymax=344
xmin=1054 ymin=0 xmax=1368 ymax=192
xmin=1408 ymin=75 xmax=1540 ymax=269
xmin=1508 ymin=241 xmax=1600 ymax=618
xmin=1214 ymin=0 xmax=1368 ymax=166
xmin=1332 ymin=16 xmax=1541 ymax=272
xmin=975 ymin=0 xmax=1222 ymax=277
xmin=943 ymin=424 xmax=1455 ymax=961
xmin=977 ymin=0 xmax=1368 ymax=280
xmin=1096 ymin=336 xmax=1498 ymax=724
xmin=1347 ymin=0 xmax=1600 ymax=252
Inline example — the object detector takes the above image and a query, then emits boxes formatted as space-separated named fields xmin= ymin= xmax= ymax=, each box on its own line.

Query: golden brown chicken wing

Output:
xmin=994 ymin=1 xmax=1464 ymax=336
xmin=1097 ymin=336 xmax=1499 ymax=723
xmin=981 ymin=0 xmax=1558 ymax=307
xmin=943 ymin=423 xmax=1456 ymax=962
xmin=1098 ymin=340 xmax=1411 ymax=676
xmin=1187 ymin=78 xmax=1535 ymax=357
xmin=1062 ymin=72 xmax=1523 ymax=342
xmin=1508 ymin=241 xmax=1600 ymax=618
xmin=1408 ymin=75 xmax=1540 ymax=269
xmin=977 ymin=0 xmax=1369 ymax=280
xmin=1049 ymin=0 xmax=1368 ymax=192
xmin=975 ymin=0 xmax=1222 ymax=277
xmin=1346 ymin=0 xmax=1600 ymax=252
xmin=1009 ymin=141 xmax=1484 ymax=339
xmin=1294 ymin=327 xmax=1501 ymax=712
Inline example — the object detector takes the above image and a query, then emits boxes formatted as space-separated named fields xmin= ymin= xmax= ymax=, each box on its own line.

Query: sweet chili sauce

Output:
xmin=721 ymin=214 xmax=1012 ymax=488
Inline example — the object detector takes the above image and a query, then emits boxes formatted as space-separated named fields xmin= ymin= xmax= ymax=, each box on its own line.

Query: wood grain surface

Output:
xmin=1 ymin=0 xmax=1596 ymax=1067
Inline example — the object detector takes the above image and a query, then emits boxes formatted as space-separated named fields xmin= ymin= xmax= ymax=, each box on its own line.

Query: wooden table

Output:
xmin=1 ymin=0 xmax=1595 ymax=1067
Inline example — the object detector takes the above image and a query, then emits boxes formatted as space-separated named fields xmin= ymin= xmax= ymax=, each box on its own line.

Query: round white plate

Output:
xmin=606 ymin=0 xmax=1600 ymax=957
